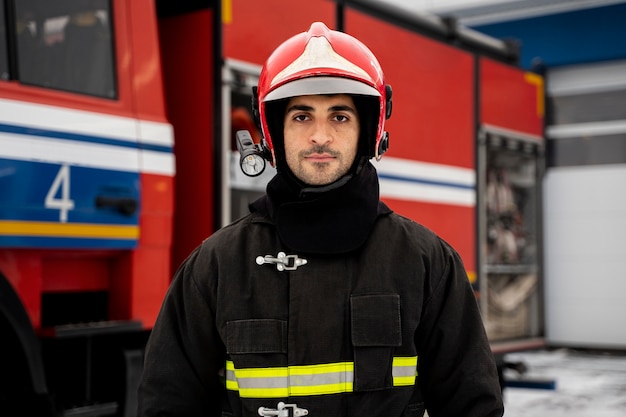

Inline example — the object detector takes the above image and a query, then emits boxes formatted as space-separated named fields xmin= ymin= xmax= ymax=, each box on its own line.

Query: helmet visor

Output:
xmin=263 ymin=76 xmax=380 ymax=102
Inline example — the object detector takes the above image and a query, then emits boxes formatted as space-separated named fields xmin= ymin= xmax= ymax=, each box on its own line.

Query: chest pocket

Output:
xmin=350 ymin=293 xmax=402 ymax=391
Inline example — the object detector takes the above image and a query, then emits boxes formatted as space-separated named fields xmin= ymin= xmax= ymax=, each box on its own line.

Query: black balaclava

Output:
xmin=250 ymin=95 xmax=391 ymax=254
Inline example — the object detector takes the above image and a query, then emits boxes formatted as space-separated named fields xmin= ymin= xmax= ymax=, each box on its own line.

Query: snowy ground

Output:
xmin=502 ymin=349 xmax=626 ymax=417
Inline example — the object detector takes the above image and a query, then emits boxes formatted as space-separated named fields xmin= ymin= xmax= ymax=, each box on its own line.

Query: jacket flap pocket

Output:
xmin=351 ymin=294 xmax=401 ymax=347
xmin=226 ymin=319 xmax=287 ymax=354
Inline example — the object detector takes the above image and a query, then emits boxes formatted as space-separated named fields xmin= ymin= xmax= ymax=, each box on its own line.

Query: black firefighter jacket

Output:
xmin=138 ymin=203 xmax=504 ymax=417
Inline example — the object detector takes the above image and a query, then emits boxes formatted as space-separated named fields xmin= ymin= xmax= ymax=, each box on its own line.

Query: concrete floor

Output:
xmin=502 ymin=348 xmax=626 ymax=417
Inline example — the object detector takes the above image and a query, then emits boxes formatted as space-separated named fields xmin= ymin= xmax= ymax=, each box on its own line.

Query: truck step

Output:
xmin=62 ymin=402 xmax=118 ymax=417
xmin=42 ymin=320 xmax=143 ymax=338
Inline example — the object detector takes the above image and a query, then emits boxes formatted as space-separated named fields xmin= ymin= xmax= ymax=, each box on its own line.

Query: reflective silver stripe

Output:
xmin=226 ymin=356 xmax=418 ymax=398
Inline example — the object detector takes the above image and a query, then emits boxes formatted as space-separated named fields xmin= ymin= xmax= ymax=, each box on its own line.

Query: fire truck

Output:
xmin=0 ymin=0 xmax=544 ymax=415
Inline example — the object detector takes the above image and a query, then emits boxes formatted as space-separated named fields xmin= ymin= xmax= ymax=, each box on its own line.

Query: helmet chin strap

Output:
xmin=375 ymin=132 xmax=390 ymax=161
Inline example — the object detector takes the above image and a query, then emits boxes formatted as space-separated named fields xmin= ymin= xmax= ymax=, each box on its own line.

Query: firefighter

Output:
xmin=138 ymin=22 xmax=503 ymax=417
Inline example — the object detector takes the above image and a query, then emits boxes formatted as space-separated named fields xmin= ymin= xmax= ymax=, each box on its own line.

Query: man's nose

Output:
xmin=309 ymin=121 xmax=332 ymax=145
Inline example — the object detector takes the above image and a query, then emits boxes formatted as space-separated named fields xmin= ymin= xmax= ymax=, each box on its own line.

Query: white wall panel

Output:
xmin=544 ymin=165 xmax=626 ymax=347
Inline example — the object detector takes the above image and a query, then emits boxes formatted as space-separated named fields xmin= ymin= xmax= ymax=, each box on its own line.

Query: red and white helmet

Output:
xmin=254 ymin=22 xmax=392 ymax=167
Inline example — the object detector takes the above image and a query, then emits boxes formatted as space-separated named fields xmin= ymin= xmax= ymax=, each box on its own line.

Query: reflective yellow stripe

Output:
xmin=0 ymin=220 xmax=139 ymax=239
xmin=392 ymin=356 xmax=418 ymax=386
xmin=287 ymin=362 xmax=354 ymax=396
xmin=393 ymin=356 xmax=419 ymax=367
xmin=226 ymin=356 xmax=417 ymax=398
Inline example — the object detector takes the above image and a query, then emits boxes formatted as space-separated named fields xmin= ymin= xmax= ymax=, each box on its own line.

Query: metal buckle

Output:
xmin=256 ymin=251 xmax=308 ymax=271
xmin=258 ymin=402 xmax=308 ymax=416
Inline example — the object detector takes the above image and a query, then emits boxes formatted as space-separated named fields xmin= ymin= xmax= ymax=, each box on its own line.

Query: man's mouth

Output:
xmin=305 ymin=153 xmax=335 ymax=163
xmin=302 ymin=147 xmax=338 ymax=163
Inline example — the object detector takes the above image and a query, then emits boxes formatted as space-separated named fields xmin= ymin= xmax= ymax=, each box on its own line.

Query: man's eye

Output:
xmin=294 ymin=114 xmax=308 ymax=121
xmin=334 ymin=115 xmax=349 ymax=122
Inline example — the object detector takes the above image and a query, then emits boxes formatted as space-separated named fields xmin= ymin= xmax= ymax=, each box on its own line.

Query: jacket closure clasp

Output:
xmin=258 ymin=402 xmax=308 ymax=416
xmin=256 ymin=252 xmax=307 ymax=271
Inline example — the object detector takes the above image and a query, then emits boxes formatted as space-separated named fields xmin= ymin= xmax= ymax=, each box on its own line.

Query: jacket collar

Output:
xmin=250 ymin=162 xmax=391 ymax=254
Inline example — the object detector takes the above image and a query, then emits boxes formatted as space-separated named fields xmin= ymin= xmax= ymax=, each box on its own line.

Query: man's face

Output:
xmin=283 ymin=94 xmax=360 ymax=186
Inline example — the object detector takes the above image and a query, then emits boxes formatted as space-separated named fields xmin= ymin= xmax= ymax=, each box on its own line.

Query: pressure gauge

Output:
xmin=240 ymin=153 xmax=266 ymax=177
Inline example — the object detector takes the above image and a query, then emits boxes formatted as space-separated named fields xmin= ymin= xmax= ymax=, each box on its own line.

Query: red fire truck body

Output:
xmin=223 ymin=0 xmax=544 ymax=290
xmin=0 ymin=0 xmax=543 ymax=415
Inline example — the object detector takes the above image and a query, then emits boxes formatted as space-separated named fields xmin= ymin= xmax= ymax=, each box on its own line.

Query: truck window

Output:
xmin=14 ymin=0 xmax=117 ymax=98
xmin=0 ymin=0 xmax=8 ymax=80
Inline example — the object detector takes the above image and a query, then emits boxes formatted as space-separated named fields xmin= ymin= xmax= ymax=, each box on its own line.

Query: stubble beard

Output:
xmin=292 ymin=146 xmax=349 ymax=186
